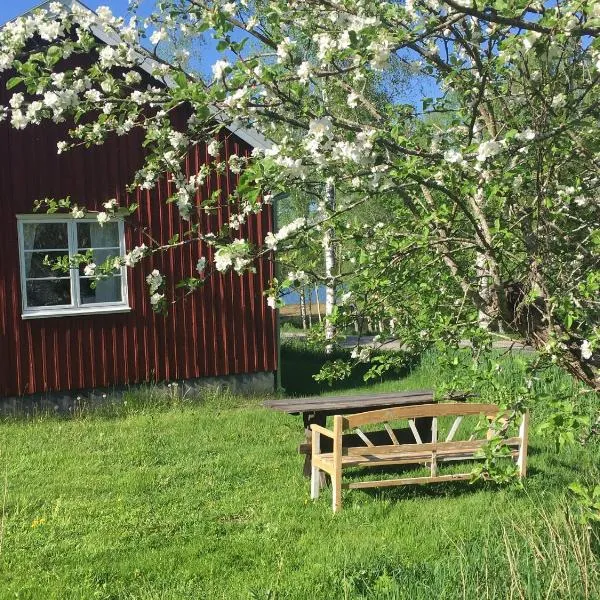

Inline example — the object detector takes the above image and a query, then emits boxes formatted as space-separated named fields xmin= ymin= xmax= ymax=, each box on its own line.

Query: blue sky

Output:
xmin=0 ymin=0 xmax=131 ymax=24
xmin=0 ymin=0 xmax=218 ymax=77
xmin=0 ymin=0 xmax=436 ymax=107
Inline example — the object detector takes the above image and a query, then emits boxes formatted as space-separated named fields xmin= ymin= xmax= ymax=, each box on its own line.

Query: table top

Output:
xmin=264 ymin=389 xmax=436 ymax=415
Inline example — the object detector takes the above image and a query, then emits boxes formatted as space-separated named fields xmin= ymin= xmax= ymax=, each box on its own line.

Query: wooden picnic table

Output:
xmin=264 ymin=390 xmax=437 ymax=478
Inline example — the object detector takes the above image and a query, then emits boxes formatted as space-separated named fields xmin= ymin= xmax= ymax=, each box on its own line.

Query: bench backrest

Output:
xmin=341 ymin=402 xmax=500 ymax=430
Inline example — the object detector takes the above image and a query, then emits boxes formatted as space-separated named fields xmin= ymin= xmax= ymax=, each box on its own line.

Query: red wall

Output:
xmin=0 ymin=108 xmax=277 ymax=397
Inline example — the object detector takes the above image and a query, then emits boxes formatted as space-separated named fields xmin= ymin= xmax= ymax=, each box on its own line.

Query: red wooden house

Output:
xmin=0 ymin=1 xmax=278 ymax=401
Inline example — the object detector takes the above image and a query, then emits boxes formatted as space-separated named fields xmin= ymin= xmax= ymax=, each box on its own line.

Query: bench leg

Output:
xmin=332 ymin=473 xmax=342 ymax=513
xmin=311 ymin=465 xmax=321 ymax=499
xmin=302 ymin=412 xmax=327 ymax=478
xmin=311 ymin=428 xmax=321 ymax=500
xmin=332 ymin=415 xmax=343 ymax=513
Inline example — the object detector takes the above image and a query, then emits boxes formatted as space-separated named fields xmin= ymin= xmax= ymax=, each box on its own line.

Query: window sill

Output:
xmin=22 ymin=306 xmax=132 ymax=320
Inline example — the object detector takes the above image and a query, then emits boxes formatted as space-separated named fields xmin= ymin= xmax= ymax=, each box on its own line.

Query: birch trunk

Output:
xmin=299 ymin=287 xmax=307 ymax=330
xmin=323 ymin=180 xmax=336 ymax=353
xmin=314 ymin=284 xmax=322 ymax=324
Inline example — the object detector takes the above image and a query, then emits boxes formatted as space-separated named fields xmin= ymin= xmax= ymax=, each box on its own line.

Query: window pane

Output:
xmin=26 ymin=279 xmax=71 ymax=307
xmin=77 ymin=222 xmax=120 ymax=250
xmin=80 ymin=277 xmax=122 ymax=305
xmin=22 ymin=223 xmax=68 ymax=250
xmin=25 ymin=251 xmax=70 ymax=278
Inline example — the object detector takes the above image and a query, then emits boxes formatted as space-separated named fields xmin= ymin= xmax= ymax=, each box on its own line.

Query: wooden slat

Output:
xmin=517 ymin=411 xmax=529 ymax=478
xmin=384 ymin=423 xmax=400 ymax=445
xmin=342 ymin=437 xmax=521 ymax=457
xmin=312 ymin=455 xmax=333 ymax=473
xmin=355 ymin=428 xmax=375 ymax=447
xmin=343 ymin=403 xmax=500 ymax=429
xmin=430 ymin=416 xmax=438 ymax=476
xmin=310 ymin=424 xmax=335 ymax=438
xmin=344 ymin=473 xmax=473 ymax=490
xmin=320 ymin=450 xmax=520 ymax=469
xmin=408 ymin=419 xmax=423 ymax=444
xmin=445 ymin=416 xmax=463 ymax=442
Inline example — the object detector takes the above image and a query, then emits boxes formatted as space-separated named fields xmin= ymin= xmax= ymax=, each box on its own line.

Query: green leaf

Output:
xmin=6 ymin=76 xmax=23 ymax=90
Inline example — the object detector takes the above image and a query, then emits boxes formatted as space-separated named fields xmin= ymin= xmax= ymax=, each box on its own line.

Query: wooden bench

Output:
xmin=310 ymin=402 xmax=529 ymax=512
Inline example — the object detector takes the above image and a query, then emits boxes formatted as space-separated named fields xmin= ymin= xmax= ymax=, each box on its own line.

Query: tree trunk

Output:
xmin=299 ymin=287 xmax=307 ymax=330
xmin=476 ymin=252 xmax=492 ymax=330
xmin=323 ymin=180 xmax=336 ymax=353
xmin=314 ymin=284 xmax=322 ymax=324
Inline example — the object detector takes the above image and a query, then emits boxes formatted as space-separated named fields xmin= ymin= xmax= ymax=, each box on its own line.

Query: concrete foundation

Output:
xmin=0 ymin=371 xmax=277 ymax=416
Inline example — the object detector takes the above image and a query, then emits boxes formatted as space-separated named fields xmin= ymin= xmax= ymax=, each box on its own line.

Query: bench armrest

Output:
xmin=311 ymin=424 xmax=335 ymax=438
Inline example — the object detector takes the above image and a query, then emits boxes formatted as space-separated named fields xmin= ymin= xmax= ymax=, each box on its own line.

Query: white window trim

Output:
xmin=17 ymin=214 xmax=130 ymax=319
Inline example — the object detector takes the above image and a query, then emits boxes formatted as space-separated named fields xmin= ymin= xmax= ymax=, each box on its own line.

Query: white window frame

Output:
xmin=17 ymin=214 xmax=130 ymax=319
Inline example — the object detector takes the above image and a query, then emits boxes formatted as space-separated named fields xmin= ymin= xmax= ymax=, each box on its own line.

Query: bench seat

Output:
xmin=314 ymin=438 xmax=521 ymax=469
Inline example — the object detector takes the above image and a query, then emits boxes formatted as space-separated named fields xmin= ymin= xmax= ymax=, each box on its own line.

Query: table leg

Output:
xmin=302 ymin=412 xmax=328 ymax=487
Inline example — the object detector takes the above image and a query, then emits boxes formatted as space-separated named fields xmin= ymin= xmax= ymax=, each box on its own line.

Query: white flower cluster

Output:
xmin=276 ymin=37 xmax=296 ymax=63
xmin=581 ymin=340 xmax=593 ymax=360
xmin=124 ymin=244 xmax=148 ymax=267
xmin=84 ymin=263 xmax=96 ymax=277
xmin=264 ymin=217 xmax=306 ymax=250
xmin=214 ymin=239 xmax=253 ymax=274
xmin=351 ymin=347 xmax=371 ymax=363
xmin=146 ymin=269 xmax=164 ymax=306
xmin=287 ymin=270 xmax=310 ymax=284
xmin=444 ymin=149 xmax=463 ymax=164
xmin=71 ymin=205 xmax=86 ymax=219
xmin=476 ymin=140 xmax=503 ymax=162
xmin=212 ymin=59 xmax=230 ymax=81
xmin=207 ymin=139 xmax=220 ymax=157
xmin=228 ymin=153 xmax=246 ymax=174
xmin=196 ymin=257 xmax=207 ymax=275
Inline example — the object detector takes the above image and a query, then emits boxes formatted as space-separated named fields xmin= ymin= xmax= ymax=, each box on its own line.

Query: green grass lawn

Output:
xmin=0 ymin=346 xmax=598 ymax=599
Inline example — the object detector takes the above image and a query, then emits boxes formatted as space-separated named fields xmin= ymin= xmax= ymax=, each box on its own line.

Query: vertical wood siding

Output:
xmin=0 ymin=105 xmax=276 ymax=397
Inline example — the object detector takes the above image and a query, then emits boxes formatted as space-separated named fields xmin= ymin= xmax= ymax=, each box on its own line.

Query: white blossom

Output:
xmin=103 ymin=198 xmax=118 ymax=211
xmin=552 ymin=93 xmax=566 ymax=109
xmin=150 ymin=292 xmax=164 ymax=306
xmin=308 ymin=117 xmax=333 ymax=139
xmin=581 ymin=340 xmax=593 ymax=360
xmin=276 ymin=37 xmax=296 ymax=63
xmin=196 ymin=257 xmax=207 ymax=275
xmin=211 ymin=59 xmax=230 ymax=80
xmin=207 ymin=139 xmax=220 ymax=157
xmin=146 ymin=269 xmax=163 ymax=294
xmin=123 ymin=244 xmax=147 ymax=267
xmin=297 ymin=61 xmax=312 ymax=83
xmin=84 ymin=263 xmax=96 ymax=277
xmin=444 ymin=149 xmax=463 ymax=163
xmin=150 ymin=29 xmax=167 ymax=45
xmin=516 ymin=129 xmax=536 ymax=141
xmin=476 ymin=140 xmax=502 ymax=162
xmin=97 ymin=212 xmax=110 ymax=226
xmin=71 ymin=205 xmax=85 ymax=219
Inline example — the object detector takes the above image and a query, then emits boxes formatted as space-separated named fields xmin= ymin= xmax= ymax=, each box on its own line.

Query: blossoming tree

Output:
xmin=0 ymin=0 xmax=598 ymax=400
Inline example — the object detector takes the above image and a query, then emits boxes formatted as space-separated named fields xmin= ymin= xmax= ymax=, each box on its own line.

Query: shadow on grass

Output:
xmin=281 ymin=341 xmax=419 ymax=397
